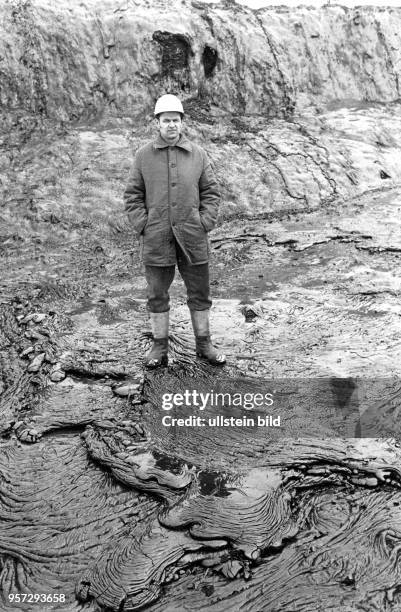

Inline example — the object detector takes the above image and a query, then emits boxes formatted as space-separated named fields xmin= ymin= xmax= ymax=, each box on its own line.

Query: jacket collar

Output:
xmin=153 ymin=133 xmax=192 ymax=152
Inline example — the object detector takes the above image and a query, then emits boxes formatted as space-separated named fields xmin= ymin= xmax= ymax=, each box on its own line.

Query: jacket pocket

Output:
xmin=183 ymin=221 xmax=209 ymax=263
xmin=193 ymin=209 xmax=207 ymax=233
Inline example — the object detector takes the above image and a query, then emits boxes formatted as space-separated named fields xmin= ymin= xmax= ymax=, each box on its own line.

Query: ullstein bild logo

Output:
xmin=208 ymin=414 xmax=281 ymax=427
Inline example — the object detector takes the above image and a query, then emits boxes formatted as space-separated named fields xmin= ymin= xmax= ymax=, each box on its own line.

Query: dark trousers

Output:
xmin=145 ymin=241 xmax=212 ymax=313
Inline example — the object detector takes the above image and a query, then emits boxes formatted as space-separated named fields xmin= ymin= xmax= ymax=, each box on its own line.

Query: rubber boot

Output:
xmin=145 ymin=312 xmax=169 ymax=369
xmin=190 ymin=309 xmax=226 ymax=366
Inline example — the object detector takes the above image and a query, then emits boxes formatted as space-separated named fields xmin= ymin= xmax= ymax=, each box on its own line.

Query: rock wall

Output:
xmin=2 ymin=0 xmax=401 ymax=249
xmin=1 ymin=0 xmax=401 ymax=130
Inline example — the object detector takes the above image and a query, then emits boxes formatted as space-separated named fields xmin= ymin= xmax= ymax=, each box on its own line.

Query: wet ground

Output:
xmin=1 ymin=184 xmax=401 ymax=611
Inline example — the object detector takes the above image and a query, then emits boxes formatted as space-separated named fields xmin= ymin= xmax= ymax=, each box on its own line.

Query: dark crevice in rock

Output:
xmin=202 ymin=45 xmax=218 ymax=78
xmin=152 ymin=31 xmax=193 ymax=91
xmin=64 ymin=367 xmax=127 ymax=382
xmin=39 ymin=423 xmax=88 ymax=438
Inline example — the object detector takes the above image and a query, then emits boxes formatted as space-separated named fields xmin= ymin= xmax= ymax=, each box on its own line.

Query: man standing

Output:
xmin=124 ymin=94 xmax=226 ymax=368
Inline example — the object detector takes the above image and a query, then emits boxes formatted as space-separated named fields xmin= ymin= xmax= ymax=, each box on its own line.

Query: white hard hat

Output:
xmin=154 ymin=94 xmax=184 ymax=116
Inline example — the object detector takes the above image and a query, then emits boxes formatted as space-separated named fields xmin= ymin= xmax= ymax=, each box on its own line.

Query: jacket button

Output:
xmin=172 ymin=202 xmax=176 ymax=206
xmin=171 ymin=182 xmax=176 ymax=186
xmin=171 ymin=163 xmax=176 ymax=168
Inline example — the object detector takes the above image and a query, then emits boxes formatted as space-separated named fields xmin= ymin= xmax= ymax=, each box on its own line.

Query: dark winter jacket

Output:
xmin=123 ymin=133 xmax=220 ymax=266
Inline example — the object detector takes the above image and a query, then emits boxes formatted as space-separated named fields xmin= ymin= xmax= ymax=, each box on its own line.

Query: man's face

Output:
xmin=157 ymin=112 xmax=183 ymax=143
